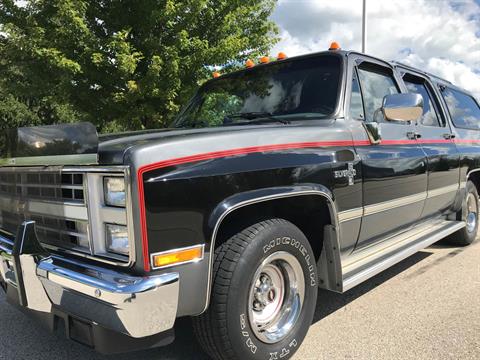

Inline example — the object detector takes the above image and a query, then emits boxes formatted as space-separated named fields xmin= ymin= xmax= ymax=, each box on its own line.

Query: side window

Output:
xmin=403 ymin=74 xmax=442 ymax=127
xmin=349 ymin=69 xmax=365 ymax=120
xmin=357 ymin=65 xmax=400 ymax=122
xmin=442 ymin=87 xmax=480 ymax=130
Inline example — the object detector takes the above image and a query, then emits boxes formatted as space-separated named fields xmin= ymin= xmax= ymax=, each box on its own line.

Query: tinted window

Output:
xmin=442 ymin=87 xmax=480 ymax=130
xmin=349 ymin=70 xmax=365 ymax=120
xmin=173 ymin=55 xmax=342 ymax=128
xmin=403 ymin=76 xmax=441 ymax=127
xmin=357 ymin=66 xmax=399 ymax=122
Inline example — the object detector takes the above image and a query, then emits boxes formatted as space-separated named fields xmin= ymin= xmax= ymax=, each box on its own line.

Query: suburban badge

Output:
xmin=334 ymin=163 xmax=357 ymax=185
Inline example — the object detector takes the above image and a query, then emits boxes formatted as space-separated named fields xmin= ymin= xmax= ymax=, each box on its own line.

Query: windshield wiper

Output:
xmin=224 ymin=112 xmax=290 ymax=125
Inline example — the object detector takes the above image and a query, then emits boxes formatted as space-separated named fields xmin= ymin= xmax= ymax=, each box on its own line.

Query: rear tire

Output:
xmin=193 ymin=219 xmax=318 ymax=360
xmin=449 ymin=180 xmax=479 ymax=245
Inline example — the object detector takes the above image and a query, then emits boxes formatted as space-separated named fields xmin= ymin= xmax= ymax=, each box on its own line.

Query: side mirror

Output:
xmin=382 ymin=93 xmax=423 ymax=122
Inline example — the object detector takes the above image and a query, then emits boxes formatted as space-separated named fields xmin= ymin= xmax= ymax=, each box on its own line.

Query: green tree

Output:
xmin=0 ymin=0 xmax=278 ymax=132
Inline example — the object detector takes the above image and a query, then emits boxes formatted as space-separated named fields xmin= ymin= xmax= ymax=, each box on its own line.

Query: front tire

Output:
xmin=193 ymin=219 xmax=318 ymax=360
xmin=450 ymin=180 xmax=479 ymax=245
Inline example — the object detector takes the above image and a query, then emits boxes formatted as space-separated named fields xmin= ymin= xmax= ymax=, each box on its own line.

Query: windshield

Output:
xmin=172 ymin=54 xmax=342 ymax=128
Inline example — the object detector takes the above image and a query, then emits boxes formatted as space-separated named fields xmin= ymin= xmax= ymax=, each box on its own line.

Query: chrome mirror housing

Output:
xmin=382 ymin=93 xmax=423 ymax=122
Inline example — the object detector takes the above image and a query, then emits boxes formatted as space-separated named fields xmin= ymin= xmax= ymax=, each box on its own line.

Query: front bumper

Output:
xmin=0 ymin=221 xmax=179 ymax=346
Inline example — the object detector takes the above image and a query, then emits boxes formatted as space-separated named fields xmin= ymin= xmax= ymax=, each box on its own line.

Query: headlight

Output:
xmin=105 ymin=223 xmax=129 ymax=255
xmin=103 ymin=177 xmax=126 ymax=207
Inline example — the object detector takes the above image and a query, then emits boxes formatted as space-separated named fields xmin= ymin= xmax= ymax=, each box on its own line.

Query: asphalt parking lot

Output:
xmin=0 ymin=240 xmax=479 ymax=360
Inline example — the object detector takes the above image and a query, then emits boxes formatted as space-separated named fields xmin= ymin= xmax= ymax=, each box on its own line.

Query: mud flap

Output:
xmin=317 ymin=224 xmax=343 ymax=292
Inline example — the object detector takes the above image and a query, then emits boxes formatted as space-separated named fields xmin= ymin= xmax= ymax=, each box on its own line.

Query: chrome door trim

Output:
xmin=426 ymin=184 xmax=459 ymax=198
xmin=338 ymin=184 xmax=461 ymax=223
xmin=338 ymin=207 xmax=363 ymax=222
xmin=364 ymin=192 xmax=427 ymax=216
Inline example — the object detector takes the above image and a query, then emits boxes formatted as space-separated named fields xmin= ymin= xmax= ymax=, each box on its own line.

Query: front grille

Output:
xmin=32 ymin=213 xmax=89 ymax=250
xmin=0 ymin=166 xmax=130 ymax=266
xmin=0 ymin=168 xmax=89 ymax=254
xmin=0 ymin=210 xmax=89 ymax=251
xmin=0 ymin=171 xmax=85 ymax=204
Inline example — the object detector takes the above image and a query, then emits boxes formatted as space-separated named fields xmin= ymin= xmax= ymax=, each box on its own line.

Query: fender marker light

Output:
xmin=151 ymin=245 xmax=204 ymax=269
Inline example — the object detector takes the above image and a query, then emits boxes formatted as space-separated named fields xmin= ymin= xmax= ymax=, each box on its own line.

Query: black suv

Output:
xmin=1 ymin=47 xmax=479 ymax=359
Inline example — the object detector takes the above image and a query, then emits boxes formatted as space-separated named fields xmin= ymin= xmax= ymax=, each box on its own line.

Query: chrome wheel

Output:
xmin=248 ymin=251 xmax=305 ymax=344
xmin=466 ymin=192 xmax=478 ymax=234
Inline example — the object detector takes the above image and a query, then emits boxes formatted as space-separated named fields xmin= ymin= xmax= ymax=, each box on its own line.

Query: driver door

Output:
xmin=349 ymin=57 xmax=428 ymax=250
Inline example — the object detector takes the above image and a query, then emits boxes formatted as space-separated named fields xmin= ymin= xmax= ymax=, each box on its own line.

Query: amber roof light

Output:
xmin=260 ymin=56 xmax=270 ymax=64
xmin=277 ymin=52 xmax=288 ymax=60
xmin=245 ymin=59 xmax=255 ymax=68
xmin=329 ymin=42 xmax=341 ymax=51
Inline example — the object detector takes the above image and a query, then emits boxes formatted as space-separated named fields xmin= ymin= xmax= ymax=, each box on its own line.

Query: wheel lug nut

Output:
xmin=268 ymin=289 xmax=275 ymax=302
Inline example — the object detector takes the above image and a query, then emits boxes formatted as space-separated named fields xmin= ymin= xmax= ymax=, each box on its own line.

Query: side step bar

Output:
xmin=342 ymin=220 xmax=465 ymax=292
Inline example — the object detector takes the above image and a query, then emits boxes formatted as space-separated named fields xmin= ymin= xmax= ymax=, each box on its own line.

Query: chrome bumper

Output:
xmin=0 ymin=221 xmax=179 ymax=339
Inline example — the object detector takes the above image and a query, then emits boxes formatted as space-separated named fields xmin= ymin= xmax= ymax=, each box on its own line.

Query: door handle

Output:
xmin=443 ymin=133 xmax=456 ymax=140
xmin=407 ymin=132 xmax=421 ymax=140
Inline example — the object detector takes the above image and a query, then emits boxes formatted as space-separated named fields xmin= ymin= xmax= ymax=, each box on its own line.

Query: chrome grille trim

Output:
xmin=0 ymin=166 xmax=134 ymax=268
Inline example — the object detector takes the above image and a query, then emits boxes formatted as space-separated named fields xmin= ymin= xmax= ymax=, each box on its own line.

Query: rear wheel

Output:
xmin=450 ymin=180 xmax=479 ymax=245
xmin=193 ymin=219 xmax=318 ymax=360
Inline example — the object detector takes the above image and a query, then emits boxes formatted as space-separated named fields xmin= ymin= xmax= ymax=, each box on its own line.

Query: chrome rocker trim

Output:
xmin=337 ymin=184 xmax=461 ymax=223
xmin=0 ymin=222 xmax=179 ymax=339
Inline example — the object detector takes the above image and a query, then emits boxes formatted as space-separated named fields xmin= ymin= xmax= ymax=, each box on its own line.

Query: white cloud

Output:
xmin=271 ymin=0 xmax=480 ymax=99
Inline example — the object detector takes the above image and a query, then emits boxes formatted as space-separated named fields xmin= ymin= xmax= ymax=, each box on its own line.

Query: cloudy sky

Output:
xmin=270 ymin=0 xmax=480 ymax=98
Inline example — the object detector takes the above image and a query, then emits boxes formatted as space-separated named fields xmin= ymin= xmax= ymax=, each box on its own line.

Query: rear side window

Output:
xmin=403 ymin=75 xmax=442 ymax=127
xmin=357 ymin=65 xmax=400 ymax=122
xmin=441 ymin=87 xmax=480 ymax=130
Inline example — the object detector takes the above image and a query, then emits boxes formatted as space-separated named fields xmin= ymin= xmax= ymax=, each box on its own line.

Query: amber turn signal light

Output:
xmin=152 ymin=245 xmax=204 ymax=269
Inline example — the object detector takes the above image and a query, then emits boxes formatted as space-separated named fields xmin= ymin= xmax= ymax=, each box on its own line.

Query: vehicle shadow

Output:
xmin=0 ymin=249 xmax=439 ymax=360
xmin=312 ymin=250 xmax=432 ymax=324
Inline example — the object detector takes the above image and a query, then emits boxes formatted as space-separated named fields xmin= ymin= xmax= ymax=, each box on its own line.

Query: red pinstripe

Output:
xmin=136 ymin=137 xmax=471 ymax=271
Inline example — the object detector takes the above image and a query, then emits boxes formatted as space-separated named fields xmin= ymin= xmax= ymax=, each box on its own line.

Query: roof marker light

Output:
xmin=329 ymin=42 xmax=341 ymax=51
xmin=277 ymin=52 xmax=288 ymax=60
xmin=212 ymin=71 xmax=221 ymax=78
xmin=260 ymin=56 xmax=270 ymax=64
xmin=245 ymin=59 xmax=255 ymax=68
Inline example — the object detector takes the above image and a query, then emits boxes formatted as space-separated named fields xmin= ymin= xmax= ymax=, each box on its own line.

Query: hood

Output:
xmin=98 ymin=126 xmax=262 ymax=164
xmin=1 ymin=120 xmax=336 ymax=166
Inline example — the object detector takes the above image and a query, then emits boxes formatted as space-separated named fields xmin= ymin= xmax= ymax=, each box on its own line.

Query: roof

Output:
xmin=206 ymin=48 xmax=472 ymax=96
